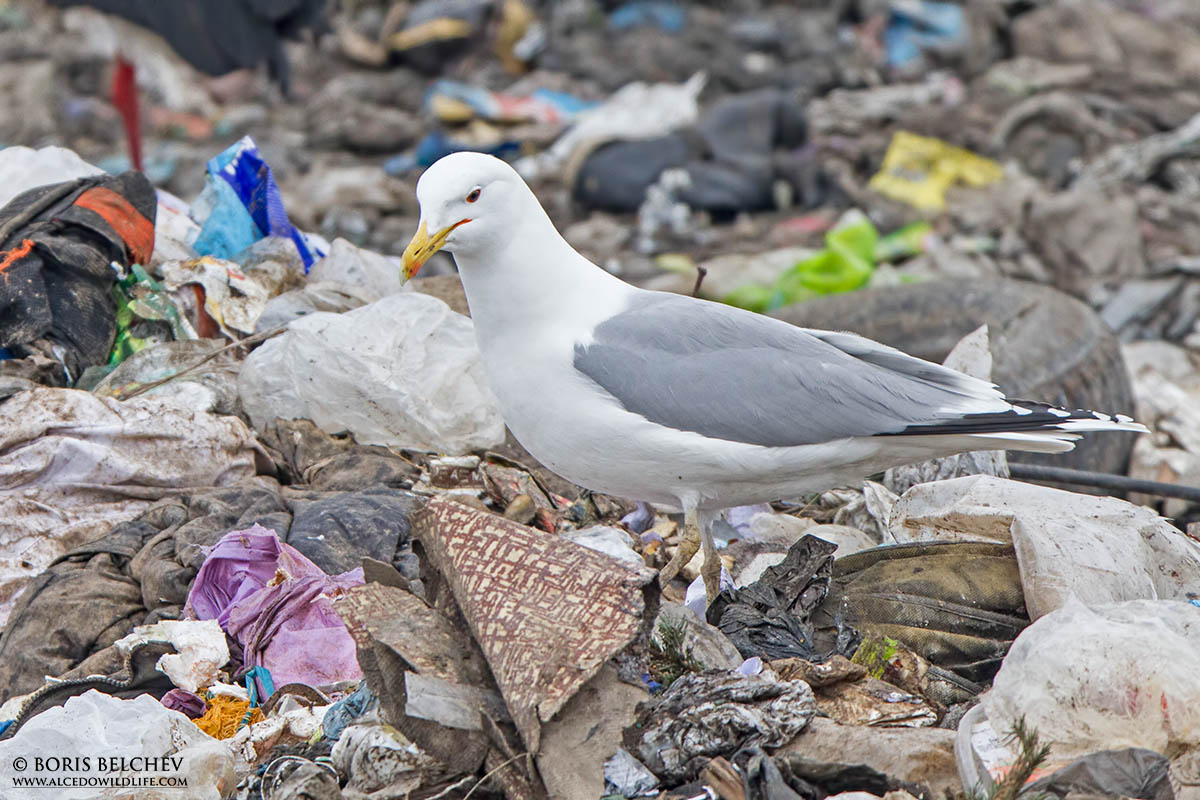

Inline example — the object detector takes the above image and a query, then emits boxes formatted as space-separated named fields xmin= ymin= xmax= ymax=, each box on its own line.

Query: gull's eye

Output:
xmin=465 ymin=188 xmax=482 ymax=203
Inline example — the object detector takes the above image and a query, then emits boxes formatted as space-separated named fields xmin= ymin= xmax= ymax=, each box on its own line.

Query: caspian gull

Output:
xmin=401 ymin=152 xmax=1147 ymax=603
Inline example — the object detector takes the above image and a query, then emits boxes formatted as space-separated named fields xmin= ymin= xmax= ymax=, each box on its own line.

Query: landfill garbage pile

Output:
xmin=0 ymin=0 xmax=1199 ymax=798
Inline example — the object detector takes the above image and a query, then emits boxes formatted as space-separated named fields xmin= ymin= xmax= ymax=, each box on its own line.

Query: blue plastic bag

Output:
xmin=322 ymin=682 xmax=378 ymax=740
xmin=884 ymin=0 xmax=965 ymax=68
xmin=193 ymin=136 xmax=323 ymax=271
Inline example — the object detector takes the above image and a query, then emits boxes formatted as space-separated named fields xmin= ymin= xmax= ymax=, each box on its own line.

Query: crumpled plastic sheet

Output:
xmin=984 ymin=598 xmax=1200 ymax=760
xmin=0 ymin=387 xmax=261 ymax=628
xmin=308 ymin=237 xmax=405 ymax=301
xmin=636 ymin=670 xmax=817 ymax=782
xmin=185 ymin=525 xmax=363 ymax=687
xmin=0 ymin=145 xmax=103 ymax=208
xmin=708 ymin=535 xmax=839 ymax=660
xmin=331 ymin=723 xmax=441 ymax=798
xmin=92 ymin=338 xmax=242 ymax=415
xmin=238 ymin=291 xmax=506 ymax=455
xmin=0 ymin=689 xmax=235 ymax=800
xmin=158 ymin=254 xmax=285 ymax=337
xmin=254 ymin=279 xmax=377 ymax=333
xmin=888 ymin=474 xmax=1200 ymax=620
xmin=227 ymin=704 xmax=327 ymax=776
xmin=604 ymin=747 xmax=659 ymax=797
xmin=561 ymin=525 xmax=645 ymax=567
xmin=1026 ymin=747 xmax=1172 ymax=799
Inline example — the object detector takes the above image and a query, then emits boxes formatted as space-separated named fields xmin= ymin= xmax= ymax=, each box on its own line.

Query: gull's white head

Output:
xmin=402 ymin=152 xmax=532 ymax=280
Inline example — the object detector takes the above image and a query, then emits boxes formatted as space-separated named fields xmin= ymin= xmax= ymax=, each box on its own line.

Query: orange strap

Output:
xmin=0 ymin=238 xmax=34 ymax=274
xmin=73 ymin=186 xmax=155 ymax=265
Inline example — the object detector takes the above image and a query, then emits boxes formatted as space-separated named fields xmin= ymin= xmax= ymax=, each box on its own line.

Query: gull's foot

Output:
xmin=659 ymin=522 xmax=701 ymax=587
xmin=700 ymin=550 xmax=722 ymax=607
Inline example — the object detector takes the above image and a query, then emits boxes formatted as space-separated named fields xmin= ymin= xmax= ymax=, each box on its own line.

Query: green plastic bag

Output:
xmin=724 ymin=213 xmax=879 ymax=312
xmin=108 ymin=265 xmax=197 ymax=366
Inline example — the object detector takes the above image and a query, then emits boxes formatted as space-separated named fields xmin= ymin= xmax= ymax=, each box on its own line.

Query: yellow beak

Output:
xmin=401 ymin=219 xmax=469 ymax=281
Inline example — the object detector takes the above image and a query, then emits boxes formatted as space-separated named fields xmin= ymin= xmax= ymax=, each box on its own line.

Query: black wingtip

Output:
xmin=879 ymin=401 xmax=1145 ymax=437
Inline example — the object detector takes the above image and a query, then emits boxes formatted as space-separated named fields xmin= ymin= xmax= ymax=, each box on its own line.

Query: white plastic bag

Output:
xmin=0 ymin=146 xmax=103 ymax=208
xmin=984 ymin=598 xmax=1200 ymax=760
xmin=309 ymin=237 xmax=406 ymax=300
xmin=0 ymin=690 xmax=235 ymax=799
xmin=888 ymin=475 xmax=1200 ymax=619
xmin=239 ymin=292 xmax=505 ymax=454
xmin=254 ymin=281 xmax=377 ymax=333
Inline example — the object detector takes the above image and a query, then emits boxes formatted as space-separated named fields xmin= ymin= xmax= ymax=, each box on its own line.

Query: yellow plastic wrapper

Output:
xmin=868 ymin=131 xmax=1004 ymax=212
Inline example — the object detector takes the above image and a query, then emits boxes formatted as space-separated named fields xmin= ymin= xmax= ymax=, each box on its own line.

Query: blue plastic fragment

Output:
xmin=413 ymin=131 xmax=521 ymax=169
xmin=193 ymin=136 xmax=323 ymax=271
xmin=609 ymin=1 xmax=686 ymax=33
xmin=884 ymin=0 xmax=965 ymax=67
xmin=424 ymin=81 xmax=592 ymax=123
xmin=382 ymin=153 xmax=421 ymax=176
xmin=244 ymin=666 xmax=275 ymax=707
xmin=530 ymin=88 xmax=596 ymax=117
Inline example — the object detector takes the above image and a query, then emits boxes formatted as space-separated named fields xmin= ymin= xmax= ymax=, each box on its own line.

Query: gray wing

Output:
xmin=573 ymin=292 xmax=1009 ymax=448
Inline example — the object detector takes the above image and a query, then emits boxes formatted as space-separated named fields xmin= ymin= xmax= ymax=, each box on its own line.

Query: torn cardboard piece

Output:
xmin=412 ymin=495 xmax=658 ymax=753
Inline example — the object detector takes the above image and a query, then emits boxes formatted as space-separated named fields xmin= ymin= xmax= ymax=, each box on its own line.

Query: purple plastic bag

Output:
xmin=161 ymin=688 xmax=207 ymax=719
xmin=185 ymin=524 xmax=363 ymax=687
xmin=225 ymin=568 xmax=364 ymax=687
xmin=184 ymin=524 xmax=324 ymax=628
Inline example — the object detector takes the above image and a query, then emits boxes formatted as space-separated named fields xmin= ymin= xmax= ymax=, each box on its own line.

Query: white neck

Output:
xmin=449 ymin=195 xmax=630 ymax=341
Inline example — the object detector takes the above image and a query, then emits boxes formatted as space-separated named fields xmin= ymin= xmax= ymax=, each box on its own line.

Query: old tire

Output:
xmin=770 ymin=278 xmax=1137 ymax=478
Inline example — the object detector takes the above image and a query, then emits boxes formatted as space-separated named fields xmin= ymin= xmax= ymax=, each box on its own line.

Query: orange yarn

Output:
xmin=0 ymin=239 xmax=34 ymax=274
xmin=194 ymin=695 xmax=264 ymax=739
